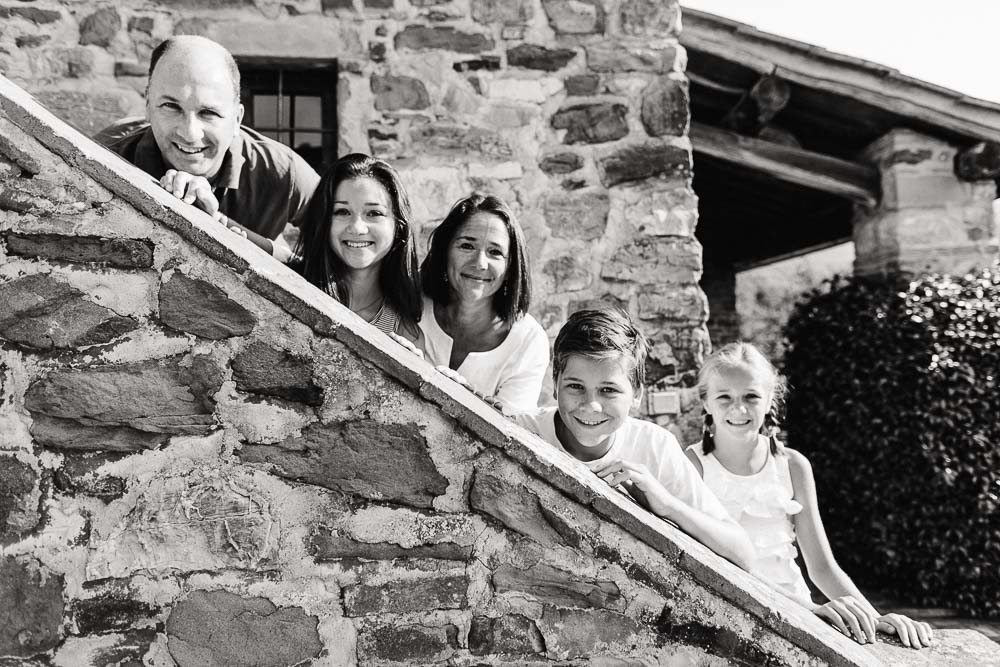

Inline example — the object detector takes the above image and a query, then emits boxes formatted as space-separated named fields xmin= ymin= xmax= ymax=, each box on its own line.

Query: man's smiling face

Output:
xmin=145 ymin=45 xmax=243 ymax=180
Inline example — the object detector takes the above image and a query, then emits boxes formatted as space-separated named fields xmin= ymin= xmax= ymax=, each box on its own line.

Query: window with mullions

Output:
xmin=238 ymin=62 xmax=338 ymax=171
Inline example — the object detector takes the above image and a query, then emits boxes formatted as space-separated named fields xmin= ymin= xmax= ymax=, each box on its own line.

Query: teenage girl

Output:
xmin=294 ymin=153 xmax=422 ymax=344
xmin=686 ymin=342 xmax=934 ymax=649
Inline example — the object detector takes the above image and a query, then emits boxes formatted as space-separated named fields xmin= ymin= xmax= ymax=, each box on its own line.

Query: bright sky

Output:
xmin=680 ymin=1 xmax=1000 ymax=104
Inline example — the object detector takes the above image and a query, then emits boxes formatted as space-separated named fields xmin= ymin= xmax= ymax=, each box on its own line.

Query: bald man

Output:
xmin=96 ymin=36 xmax=319 ymax=260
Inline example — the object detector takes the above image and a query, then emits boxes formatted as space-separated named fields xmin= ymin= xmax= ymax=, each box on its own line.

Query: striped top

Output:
xmin=369 ymin=302 xmax=400 ymax=335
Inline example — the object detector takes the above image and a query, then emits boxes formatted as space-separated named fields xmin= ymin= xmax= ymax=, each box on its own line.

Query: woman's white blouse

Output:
xmin=419 ymin=296 xmax=550 ymax=414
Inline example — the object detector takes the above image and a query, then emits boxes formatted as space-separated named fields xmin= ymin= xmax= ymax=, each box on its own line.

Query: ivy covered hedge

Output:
xmin=782 ymin=265 xmax=1000 ymax=617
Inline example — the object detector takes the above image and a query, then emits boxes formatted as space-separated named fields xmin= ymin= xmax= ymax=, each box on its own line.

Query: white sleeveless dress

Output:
xmin=688 ymin=441 xmax=813 ymax=604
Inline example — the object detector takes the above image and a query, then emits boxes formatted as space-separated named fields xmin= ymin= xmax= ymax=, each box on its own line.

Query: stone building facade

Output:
xmin=1 ymin=0 xmax=707 ymax=434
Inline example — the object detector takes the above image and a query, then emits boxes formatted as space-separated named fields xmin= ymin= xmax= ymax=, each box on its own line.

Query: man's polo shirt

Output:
xmin=96 ymin=119 xmax=320 ymax=241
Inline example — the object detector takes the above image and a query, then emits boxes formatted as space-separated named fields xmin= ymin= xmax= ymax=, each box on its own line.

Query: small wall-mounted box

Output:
xmin=647 ymin=389 xmax=681 ymax=416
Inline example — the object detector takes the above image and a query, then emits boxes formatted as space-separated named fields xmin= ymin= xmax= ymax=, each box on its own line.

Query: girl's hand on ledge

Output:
xmin=813 ymin=595 xmax=878 ymax=644
xmin=877 ymin=613 xmax=934 ymax=649
xmin=388 ymin=332 xmax=423 ymax=358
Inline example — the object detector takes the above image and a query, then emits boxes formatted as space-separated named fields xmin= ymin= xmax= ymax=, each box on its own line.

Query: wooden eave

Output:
xmin=680 ymin=8 xmax=1000 ymax=146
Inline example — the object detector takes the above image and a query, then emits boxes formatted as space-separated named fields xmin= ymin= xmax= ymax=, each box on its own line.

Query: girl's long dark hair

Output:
xmin=294 ymin=153 xmax=421 ymax=330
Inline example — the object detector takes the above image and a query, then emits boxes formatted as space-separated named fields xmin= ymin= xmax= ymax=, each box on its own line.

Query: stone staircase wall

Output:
xmin=0 ymin=75 xmax=995 ymax=667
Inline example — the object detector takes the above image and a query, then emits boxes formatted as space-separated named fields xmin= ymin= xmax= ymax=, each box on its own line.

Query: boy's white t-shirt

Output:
xmin=513 ymin=407 xmax=732 ymax=524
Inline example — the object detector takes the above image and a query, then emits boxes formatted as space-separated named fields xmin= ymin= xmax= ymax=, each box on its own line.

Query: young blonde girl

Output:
xmin=685 ymin=342 xmax=934 ymax=649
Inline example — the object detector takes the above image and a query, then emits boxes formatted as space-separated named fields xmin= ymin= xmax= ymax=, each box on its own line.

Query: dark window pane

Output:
xmin=294 ymin=96 xmax=322 ymax=129
xmin=294 ymin=131 xmax=323 ymax=150
xmin=253 ymin=95 xmax=278 ymax=128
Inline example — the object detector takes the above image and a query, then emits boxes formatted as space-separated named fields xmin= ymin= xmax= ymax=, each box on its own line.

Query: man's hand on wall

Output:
xmin=159 ymin=169 xmax=220 ymax=218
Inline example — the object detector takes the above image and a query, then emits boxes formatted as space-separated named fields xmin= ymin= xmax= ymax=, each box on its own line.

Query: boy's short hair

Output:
xmin=553 ymin=308 xmax=649 ymax=390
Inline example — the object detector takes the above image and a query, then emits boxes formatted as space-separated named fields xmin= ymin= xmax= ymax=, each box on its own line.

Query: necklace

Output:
xmin=353 ymin=294 xmax=385 ymax=319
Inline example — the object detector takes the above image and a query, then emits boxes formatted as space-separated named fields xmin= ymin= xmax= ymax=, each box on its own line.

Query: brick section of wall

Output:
xmin=2 ymin=13 xmax=992 ymax=667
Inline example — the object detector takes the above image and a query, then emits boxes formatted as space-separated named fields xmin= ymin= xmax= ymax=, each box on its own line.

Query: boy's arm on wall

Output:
xmin=592 ymin=458 xmax=756 ymax=571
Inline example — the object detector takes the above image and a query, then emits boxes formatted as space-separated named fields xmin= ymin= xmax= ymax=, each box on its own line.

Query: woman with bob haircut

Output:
xmin=419 ymin=192 xmax=549 ymax=413
xmin=294 ymin=153 xmax=422 ymax=343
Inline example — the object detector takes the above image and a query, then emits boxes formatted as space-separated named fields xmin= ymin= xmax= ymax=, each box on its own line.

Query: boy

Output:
xmin=514 ymin=308 xmax=755 ymax=570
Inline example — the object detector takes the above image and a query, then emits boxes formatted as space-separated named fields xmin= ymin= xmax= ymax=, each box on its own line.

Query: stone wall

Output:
xmin=0 ymin=0 xmax=706 ymax=432
xmin=3 ymin=73 xmax=975 ymax=666
xmin=853 ymin=129 xmax=999 ymax=277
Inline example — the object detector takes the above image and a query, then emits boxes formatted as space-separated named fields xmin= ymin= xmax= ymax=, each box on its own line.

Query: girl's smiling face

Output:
xmin=445 ymin=212 xmax=510 ymax=305
xmin=703 ymin=364 xmax=773 ymax=442
xmin=328 ymin=177 xmax=396 ymax=271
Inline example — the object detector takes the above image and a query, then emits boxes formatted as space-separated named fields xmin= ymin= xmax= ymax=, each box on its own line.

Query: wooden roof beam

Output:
xmin=690 ymin=121 xmax=880 ymax=207
xmin=955 ymin=141 xmax=1000 ymax=181
xmin=721 ymin=73 xmax=792 ymax=136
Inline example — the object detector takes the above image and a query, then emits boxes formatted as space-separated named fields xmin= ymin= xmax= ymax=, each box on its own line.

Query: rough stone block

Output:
xmin=565 ymin=74 xmax=601 ymax=96
xmin=166 ymin=590 xmax=323 ymax=667
xmin=128 ymin=16 xmax=155 ymax=33
xmin=641 ymin=77 xmax=689 ymax=137
xmin=0 ymin=455 xmax=38 ymax=540
xmin=638 ymin=287 xmax=708 ymax=322
xmin=469 ymin=468 xmax=564 ymax=546
xmin=24 ymin=354 xmax=223 ymax=435
xmin=231 ymin=341 xmax=323 ymax=406
xmin=358 ymin=621 xmax=459 ymax=662
xmin=79 ymin=7 xmax=121 ymax=47
xmin=395 ymin=25 xmax=494 ymax=53
xmin=552 ymin=103 xmax=629 ymax=145
xmin=0 ymin=273 xmax=139 ymax=351
xmin=542 ymin=0 xmax=604 ymax=34
xmin=544 ymin=255 xmax=593 ymax=292
xmin=656 ymin=606 xmax=779 ymax=666
xmin=620 ymin=0 xmax=681 ymax=37
xmin=508 ymin=44 xmax=577 ymax=72
xmin=0 ymin=556 xmax=64 ymax=657
xmin=2 ymin=6 xmax=62 ymax=23
xmin=586 ymin=44 xmax=680 ymax=73
xmin=0 ymin=133 xmax=41 ymax=174
xmin=16 ymin=35 xmax=51 ymax=49
xmin=71 ymin=585 xmax=159 ymax=635
xmin=158 ymin=272 xmax=257 ymax=339
xmin=493 ymin=562 xmax=621 ymax=609
xmin=597 ymin=141 xmax=690 ymax=187
xmin=471 ymin=0 xmax=534 ymax=23
xmin=469 ymin=614 xmax=545 ymax=655
xmin=539 ymin=151 xmax=583 ymax=174
xmin=309 ymin=527 xmax=472 ymax=561
xmin=55 ymin=628 xmax=158 ymax=666
xmin=344 ymin=572 xmax=468 ymax=615
xmin=409 ymin=124 xmax=512 ymax=159
xmin=4 ymin=232 xmax=154 ymax=268
xmin=537 ymin=606 xmax=644 ymax=660
xmin=602 ymin=237 xmax=701 ymax=285
xmin=32 ymin=414 xmax=171 ymax=453
xmin=372 ymin=75 xmax=431 ymax=111
xmin=238 ymin=420 xmax=448 ymax=508
xmin=53 ymin=451 xmax=128 ymax=501
xmin=0 ymin=180 xmax=55 ymax=214
xmin=544 ymin=190 xmax=610 ymax=240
